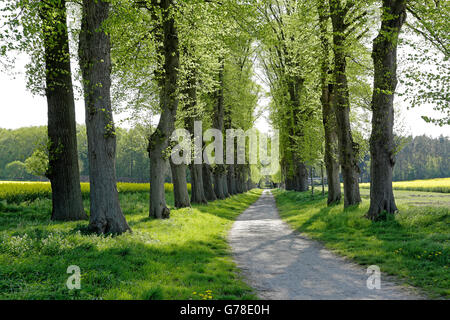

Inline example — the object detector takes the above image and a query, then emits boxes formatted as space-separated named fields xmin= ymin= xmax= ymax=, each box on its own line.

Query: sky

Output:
xmin=0 ymin=54 xmax=448 ymax=138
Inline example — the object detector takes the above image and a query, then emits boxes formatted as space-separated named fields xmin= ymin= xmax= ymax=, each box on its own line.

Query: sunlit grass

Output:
xmin=273 ymin=189 xmax=449 ymax=299
xmin=0 ymin=187 xmax=261 ymax=300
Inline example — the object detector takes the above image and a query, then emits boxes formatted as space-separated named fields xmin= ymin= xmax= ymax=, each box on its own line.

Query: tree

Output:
xmin=145 ymin=0 xmax=180 ymax=219
xmin=170 ymin=160 xmax=191 ymax=208
xmin=41 ymin=0 xmax=87 ymax=221
xmin=367 ymin=0 xmax=407 ymax=220
xmin=79 ymin=0 xmax=130 ymax=233
xmin=1 ymin=0 xmax=86 ymax=220
xmin=183 ymin=62 xmax=208 ymax=204
xmin=317 ymin=0 xmax=341 ymax=205
xmin=25 ymin=148 xmax=48 ymax=178
xmin=212 ymin=59 xmax=227 ymax=200
xmin=400 ymin=0 xmax=449 ymax=126
xmin=256 ymin=0 xmax=314 ymax=193
xmin=329 ymin=0 xmax=365 ymax=207
xmin=5 ymin=161 xmax=27 ymax=179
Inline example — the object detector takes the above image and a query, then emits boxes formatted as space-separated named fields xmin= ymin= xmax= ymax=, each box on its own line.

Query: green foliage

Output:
xmin=393 ymin=135 xmax=450 ymax=181
xmin=273 ymin=188 xmax=450 ymax=298
xmin=0 ymin=126 xmax=47 ymax=179
xmin=4 ymin=161 xmax=27 ymax=179
xmin=25 ymin=149 xmax=49 ymax=178
xmin=0 ymin=125 xmax=155 ymax=182
xmin=399 ymin=0 xmax=450 ymax=126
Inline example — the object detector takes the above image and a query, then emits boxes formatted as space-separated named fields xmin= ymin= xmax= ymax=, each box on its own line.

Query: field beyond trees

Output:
xmin=360 ymin=178 xmax=450 ymax=194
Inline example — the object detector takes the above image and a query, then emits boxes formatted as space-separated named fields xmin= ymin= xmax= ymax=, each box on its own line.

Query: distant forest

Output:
xmin=0 ymin=126 xmax=448 ymax=183
xmin=0 ymin=125 xmax=152 ymax=182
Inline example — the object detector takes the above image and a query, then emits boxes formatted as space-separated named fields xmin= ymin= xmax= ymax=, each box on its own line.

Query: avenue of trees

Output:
xmin=0 ymin=0 xmax=448 ymax=232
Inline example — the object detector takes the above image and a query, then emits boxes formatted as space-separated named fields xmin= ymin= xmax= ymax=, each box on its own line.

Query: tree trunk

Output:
xmin=322 ymin=101 xmax=342 ymax=205
xmin=310 ymin=166 xmax=314 ymax=197
xmin=318 ymin=0 xmax=342 ymax=205
xmin=41 ymin=0 xmax=86 ymax=221
xmin=235 ymin=165 xmax=244 ymax=193
xmin=170 ymin=161 xmax=190 ymax=208
xmin=202 ymin=164 xmax=217 ymax=201
xmin=212 ymin=58 xmax=226 ymax=199
xmin=242 ymin=165 xmax=249 ymax=192
xmin=148 ymin=0 xmax=179 ymax=219
xmin=246 ymin=165 xmax=253 ymax=191
xmin=285 ymin=175 xmax=295 ymax=191
xmin=330 ymin=0 xmax=361 ymax=207
xmin=247 ymin=178 xmax=252 ymax=191
xmin=321 ymin=80 xmax=342 ymax=205
xmin=79 ymin=0 xmax=130 ymax=233
xmin=296 ymin=162 xmax=309 ymax=192
xmin=321 ymin=163 xmax=325 ymax=196
xmin=190 ymin=164 xmax=207 ymax=204
xmin=367 ymin=0 xmax=406 ymax=221
xmin=213 ymin=166 xmax=226 ymax=199
xmin=227 ymin=164 xmax=237 ymax=195
xmin=224 ymin=92 xmax=236 ymax=196
xmin=222 ymin=169 xmax=230 ymax=197
xmin=184 ymin=61 xmax=207 ymax=205
xmin=149 ymin=110 xmax=173 ymax=219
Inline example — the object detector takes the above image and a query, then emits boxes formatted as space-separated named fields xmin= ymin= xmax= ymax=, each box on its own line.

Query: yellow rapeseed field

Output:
xmin=360 ymin=178 xmax=450 ymax=193
xmin=0 ymin=181 xmax=189 ymax=203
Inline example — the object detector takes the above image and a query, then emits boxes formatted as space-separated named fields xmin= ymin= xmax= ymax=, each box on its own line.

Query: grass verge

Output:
xmin=0 ymin=189 xmax=262 ymax=299
xmin=272 ymin=189 xmax=449 ymax=299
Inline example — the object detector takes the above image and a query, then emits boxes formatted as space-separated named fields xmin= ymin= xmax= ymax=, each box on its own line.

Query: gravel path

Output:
xmin=229 ymin=190 xmax=423 ymax=300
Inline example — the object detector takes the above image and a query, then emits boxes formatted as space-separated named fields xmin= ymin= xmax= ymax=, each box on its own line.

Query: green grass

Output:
xmin=0 ymin=188 xmax=262 ymax=300
xmin=272 ymin=189 xmax=449 ymax=299
xmin=360 ymin=178 xmax=450 ymax=193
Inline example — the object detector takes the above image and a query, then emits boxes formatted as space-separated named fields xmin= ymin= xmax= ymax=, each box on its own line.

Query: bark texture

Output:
xmin=318 ymin=0 xmax=341 ymax=205
xmin=170 ymin=161 xmax=190 ymax=208
xmin=184 ymin=65 xmax=208 ymax=204
xmin=235 ymin=165 xmax=244 ymax=193
xmin=79 ymin=0 xmax=130 ymax=233
xmin=213 ymin=166 xmax=226 ymax=199
xmin=330 ymin=0 xmax=361 ymax=207
xmin=296 ymin=162 xmax=309 ymax=192
xmin=203 ymin=164 xmax=217 ymax=201
xmin=41 ymin=0 xmax=86 ymax=221
xmin=148 ymin=0 xmax=179 ymax=218
xmin=212 ymin=59 xmax=227 ymax=199
xmin=284 ymin=161 xmax=308 ymax=192
xmin=322 ymin=94 xmax=342 ymax=205
xmin=190 ymin=164 xmax=207 ymax=204
xmin=367 ymin=0 xmax=406 ymax=221
xmin=223 ymin=168 xmax=230 ymax=197
xmin=284 ymin=74 xmax=309 ymax=193
xmin=224 ymin=99 xmax=237 ymax=195
xmin=227 ymin=164 xmax=237 ymax=195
